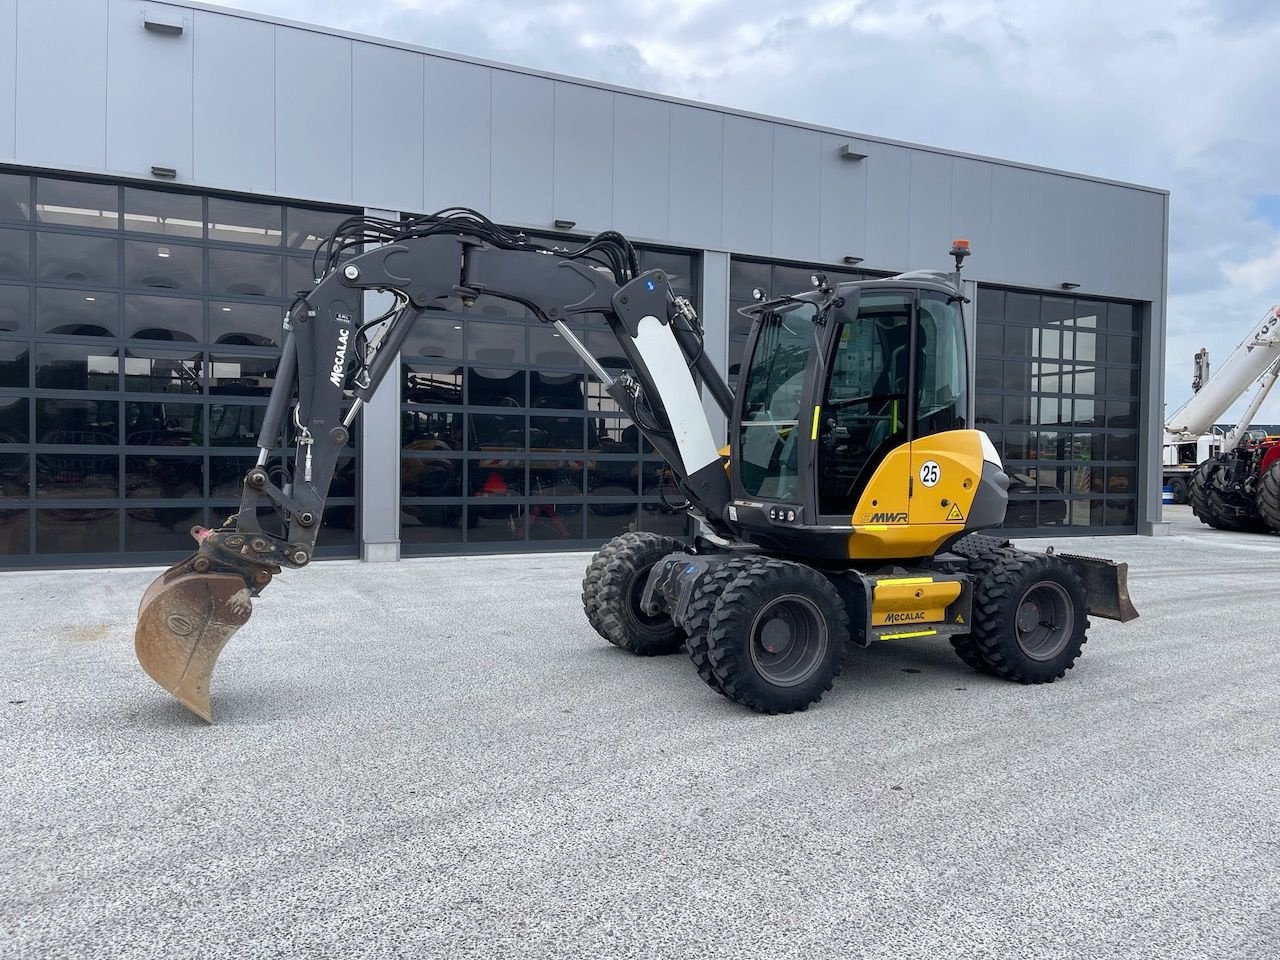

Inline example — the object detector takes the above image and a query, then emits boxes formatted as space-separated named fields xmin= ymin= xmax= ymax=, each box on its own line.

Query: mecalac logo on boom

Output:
xmin=330 ymin=328 xmax=350 ymax=387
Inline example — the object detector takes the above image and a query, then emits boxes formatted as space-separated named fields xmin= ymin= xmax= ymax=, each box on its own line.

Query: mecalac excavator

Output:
xmin=134 ymin=210 xmax=1137 ymax=721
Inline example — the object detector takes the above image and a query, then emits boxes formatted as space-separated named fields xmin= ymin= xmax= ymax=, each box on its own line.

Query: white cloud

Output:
xmin=202 ymin=0 xmax=1280 ymax=423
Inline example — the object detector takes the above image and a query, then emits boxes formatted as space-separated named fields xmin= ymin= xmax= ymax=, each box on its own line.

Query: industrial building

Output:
xmin=0 ymin=0 xmax=1168 ymax=567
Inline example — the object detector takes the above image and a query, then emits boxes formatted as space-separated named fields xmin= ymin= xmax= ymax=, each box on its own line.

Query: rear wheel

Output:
xmin=681 ymin=556 xmax=758 ymax=695
xmin=706 ymin=559 xmax=849 ymax=713
xmin=1259 ymin=460 xmax=1280 ymax=534
xmin=969 ymin=552 xmax=1089 ymax=683
xmin=1168 ymin=477 xmax=1188 ymax=505
xmin=592 ymin=532 xmax=686 ymax=656
xmin=1189 ymin=461 xmax=1233 ymax=530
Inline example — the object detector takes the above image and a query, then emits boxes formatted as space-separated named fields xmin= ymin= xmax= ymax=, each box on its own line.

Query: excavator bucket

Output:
xmin=134 ymin=557 xmax=255 ymax=722
xmin=1058 ymin=552 xmax=1140 ymax=623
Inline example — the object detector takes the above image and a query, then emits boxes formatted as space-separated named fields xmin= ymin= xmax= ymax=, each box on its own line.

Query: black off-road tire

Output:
xmin=1188 ymin=461 xmax=1263 ymax=531
xmin=969 ymin=552 xmax=1089 ymax=683
xmin=706 ymin=559 xmax=849 ymax=714
xmin=1259 ymin=460 xmax=1280 ymax=535
xmin=582 ymin=534 xmax=630 ymax=641
xmin=948 ymin=534 xmax=1018 ymax=675
xmin=681 ymin=556 xmax=759 ymax=695
xmin=592 ymin=532 xmax=686 ymax=656
xmin=1168 ymin=477 xmax=1188 ymax=505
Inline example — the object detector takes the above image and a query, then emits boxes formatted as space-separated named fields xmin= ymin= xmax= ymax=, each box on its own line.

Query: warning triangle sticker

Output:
xmin=945 ymin=503 xmax=964 ymax=522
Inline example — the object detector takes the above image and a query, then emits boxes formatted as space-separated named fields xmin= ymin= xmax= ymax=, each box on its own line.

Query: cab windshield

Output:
xmin=738 ymin=304 xmax=816 ymax=498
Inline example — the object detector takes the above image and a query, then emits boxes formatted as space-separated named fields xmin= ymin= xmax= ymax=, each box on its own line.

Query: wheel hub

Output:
xmin=1013 ymin=580 xmax=1074 ymax=661
xmin=749 ymin=594 xmax=828 ymax=687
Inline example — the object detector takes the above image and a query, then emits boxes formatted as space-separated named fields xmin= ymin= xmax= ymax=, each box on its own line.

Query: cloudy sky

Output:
xmin=203 ymin=0 xmax=1280 ymax=424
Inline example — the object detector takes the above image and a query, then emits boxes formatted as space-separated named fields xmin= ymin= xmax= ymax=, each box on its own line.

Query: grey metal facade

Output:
xmin=0 ymin=0 xmax=1169 ymax=565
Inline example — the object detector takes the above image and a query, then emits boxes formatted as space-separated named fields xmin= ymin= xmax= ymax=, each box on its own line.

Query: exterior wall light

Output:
xmin=842 ymin=256 xmax=864 ymax=265
xmin=1061 ymin=282 xmax=1081 ymax=290
xmin=553 ymin=219 xmax=576 ymax=230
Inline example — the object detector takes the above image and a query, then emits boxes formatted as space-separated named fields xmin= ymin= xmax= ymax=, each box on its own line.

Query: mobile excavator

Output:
xmin=134 ymin=210 xmax=1137 ymax=721
xmin=1164 ymin=305 xmax=1280 ymax=532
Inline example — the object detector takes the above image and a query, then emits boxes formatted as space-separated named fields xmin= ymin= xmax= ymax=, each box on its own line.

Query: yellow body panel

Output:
xmin=871 ymin=579 xmax=963 ymax=627
xmin=848 ymin=430 xmax=987 ymax=560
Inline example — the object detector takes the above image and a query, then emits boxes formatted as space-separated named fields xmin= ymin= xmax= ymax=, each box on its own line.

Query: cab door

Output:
xmin=814 ymin=291 xmax=914 ymax=523
xmin=907 ymin=291 xmax=973 ymax=526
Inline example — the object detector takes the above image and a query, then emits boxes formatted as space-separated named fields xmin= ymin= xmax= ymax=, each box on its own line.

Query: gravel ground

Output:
xmin=1 ymin=504 xmax=1277 ymax=959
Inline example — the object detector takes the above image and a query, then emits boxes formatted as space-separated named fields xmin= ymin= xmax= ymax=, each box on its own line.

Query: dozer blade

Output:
xmin=134 ymin=558 xmax=255 ymax=722
xmin=1058 ymin=552 xmax=1140 ymax=623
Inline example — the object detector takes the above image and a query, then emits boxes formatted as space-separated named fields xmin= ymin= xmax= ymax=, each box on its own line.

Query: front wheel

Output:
xmin=968 ymin=552 xmax=1089 ymax=683
xmin=1257 ymin=460 xmax=1280 ymax=534
xmin=589 ymin=532 xmax=687 ymax=656
xmin=706 ymin=559 xmax=849 ymax=714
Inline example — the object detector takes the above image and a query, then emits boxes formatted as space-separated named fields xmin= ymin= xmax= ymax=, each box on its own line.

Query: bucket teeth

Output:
xmin=134 ymin=559 xmax=256 ymax=722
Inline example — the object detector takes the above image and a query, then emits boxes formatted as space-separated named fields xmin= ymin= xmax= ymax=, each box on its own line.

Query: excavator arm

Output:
xmin=135 ymin=210 xmax=734 ymax=721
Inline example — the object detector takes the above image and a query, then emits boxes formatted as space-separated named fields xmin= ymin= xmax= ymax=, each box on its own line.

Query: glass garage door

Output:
xmin=974 ymin=287 xmax=1143 ymax=535
xmin=398 ymin=247 xmax=696 ymax=554
xmin=0 ymin=170 xmax=359 ymax=567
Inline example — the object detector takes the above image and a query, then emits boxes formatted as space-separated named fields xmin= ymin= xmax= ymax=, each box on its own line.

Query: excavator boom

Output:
xmin=134 ymin=210 xmax=733 ymax=720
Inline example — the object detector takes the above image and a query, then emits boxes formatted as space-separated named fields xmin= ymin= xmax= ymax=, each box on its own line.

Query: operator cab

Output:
xmin=726 ymin=265 xmax=974 ymax=560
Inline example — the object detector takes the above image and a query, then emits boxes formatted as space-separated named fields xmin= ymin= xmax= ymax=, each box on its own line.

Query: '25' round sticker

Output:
xmin=919 ymin=460 xmax=941 ymax=487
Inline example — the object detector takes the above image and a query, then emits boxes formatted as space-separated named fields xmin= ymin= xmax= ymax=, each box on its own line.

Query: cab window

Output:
xmin=737 ymin=306 xmax=815 ymax=499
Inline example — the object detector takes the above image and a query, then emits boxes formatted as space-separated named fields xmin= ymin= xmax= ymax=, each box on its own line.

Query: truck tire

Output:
xmin=968 ymin=552 xmax=1089 ymax=683
xmin=1189 ymin=461 xmax=1230 ymax=529
xmin=592 ymin=532 xmax=687 ymax=655
xmin=681 ymin=556 xmax=758 ymax=695
xmin=1258 ymin=460 xmax=1280 ymax=534
xmin=1168 ymin=477 xmax=1188 ymax=504
xmin=948 ymin=534 xmax=1017 ymax=675
xmin=582 ymin=534 xmax=628 ymax=641
xmin=706 ymin=559 xmax=849 ymax=714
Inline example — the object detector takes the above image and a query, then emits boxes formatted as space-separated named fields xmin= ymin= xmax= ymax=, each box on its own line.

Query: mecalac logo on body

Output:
xmin=885 ymin=611 xmax=927 ymax=623
xmin=330 ymin=328 xmax=350 ymax=387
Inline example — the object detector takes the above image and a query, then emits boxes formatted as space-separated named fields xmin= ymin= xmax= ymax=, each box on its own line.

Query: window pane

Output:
xmin=125 ymin=455 xmax=204 ymax=498
xmin=640 ymin=504 xmax=688 ymax=538
xmin=123 ymin=188 xmax=203 ymax=238
xmin=124 ymin=402 xmax=201 ymax=445
xmin=1 ymin=453 xmax=29 ymax=498
xmin=36 ymin=398 xmax=118 ymax=444
xmin=125 ymin=506 xmax=205 ymax=551
xmin=403 ymin=363 xmax=463 ymax=405
xmin=1107 ymin=303 xmax=1137 ymax=333
xmin=0 ymin=174 xmax=31 ymax=221
xmin=1004 ymin=292 xmax=1039 ymax=324
xmin=401 ymin=456 xmax=462 ymax=497
xmin=467 ymin=504 xmax=525 ymax=542
xmin=37 ymin=232 xmax=119 ymax=285
xmin=36 ymin=508 xmax=120 ymax=553
xmin=469 ymin=413 xmax=524 ymax=450
xmin=208 ymin=403 xmax=265 ymax=446
xmin=0 ymin=397 xmax=28 ymax=442
xmin=0 ymin=508 xmax=29 ymax=554
xmin=528 ymin=503 xmax=584 ymax=541
xmin=401 ymin=505 xmax=464 ymax=545
xmin=36 ymin=179 xmax=119 ymax=229
xmin=467 ymin=368 xmax=524 ymax=407
xmin=976 ymin=320 xmax=1002 ymax=354
xmin=209 ymin=301 xmax=282 ymax=347
xmin=405 ymin=320 xmax=463 ymax=361
xmin=125 ymin=239 xmax=203 ymax=292
xmin=1105 ymin=365 xmax=1138 ymax=396
xmin=208 ymin=248 xmax=281 ymax=298
xmin=124 ymin=295 xmax=202 ymax=343
xmin=209 ymin=455 xmax=255 ymax=497
xmin=286 ymin=206 xmax=346 ymax=250
xmin=530 ymin=415 xmax=583 ymax=451
xmin=36 ymin=455 xmax=119 ymax=498
xmin=208 ymin=354 xmax=277 ymax=397
xmin=1073 ymin=300 xmax=1105 ymax=329
xmin=0 ymin=227 xmax=30 ymax=280
xmin=208 ymin=198 xmax=282 ymax=246
xmin=403 ymin=410 xmax=462 ymax=450
xmin=123 ymin=347 xmax=202 ymax=393
xmin=1108 ymin=433 xmax=1137 ymax=461
xmin=587 ymin=416 xmax=638 ymax=452
xmin=531 ymin=459 xmax=582 ymax=495
xmin=36 ymin=289 xmax=118 ymax=337
xmin=530 ymin=324 xmax=583 ymax=367
xmin=586 ymin=504 xmax=637 ymax=539
xmin=531 ymin=372 xmax=584 ymax=411
xmin=36 ymin=343 xmax=119 ymax=390
xmin=588 ymin=460 xmax=638 ymax=496
xmin=467 ymin=322 xmax=526 ymax=364
xmin=0 ymin=341 xmax=29 ymax=388
xmin=470 ymin=461 xmax=525 ymax=497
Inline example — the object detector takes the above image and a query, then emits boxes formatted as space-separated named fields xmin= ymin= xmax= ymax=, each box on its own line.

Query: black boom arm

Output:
xmin=192 ymin=212 xmax=734 ymax=584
